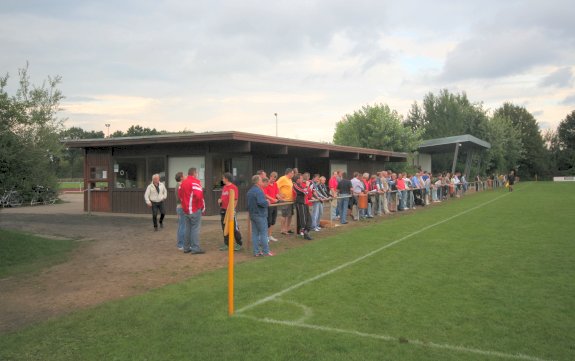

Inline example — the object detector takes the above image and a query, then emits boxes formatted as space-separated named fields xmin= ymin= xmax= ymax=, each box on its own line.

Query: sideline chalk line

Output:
xmin=236 ymin=314 xmax=551 ymax=361
xmin=237 ymin=191 xmax=510 ymax=314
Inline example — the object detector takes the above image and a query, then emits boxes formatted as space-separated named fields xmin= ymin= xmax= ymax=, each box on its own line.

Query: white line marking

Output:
xmin=236 ymin=192 xmax=510 ymax=314
xmin=237 ymin=315 xmax=551 ymax=361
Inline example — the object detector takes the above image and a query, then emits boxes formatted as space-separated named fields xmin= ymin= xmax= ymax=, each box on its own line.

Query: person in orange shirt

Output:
xmin=276 ymin=168 xmax=295 ymax=235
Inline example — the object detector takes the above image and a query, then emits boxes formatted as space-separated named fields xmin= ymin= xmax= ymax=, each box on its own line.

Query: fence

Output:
xmin=240 ymin=180 xmax=502 ymax=250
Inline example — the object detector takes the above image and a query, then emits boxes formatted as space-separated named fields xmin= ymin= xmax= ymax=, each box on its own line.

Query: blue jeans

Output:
xmin=251 ymin=216 xmax=269 ymax=255
xmin=338 ymin=196 xmax=350 ymax=223
xmin=184 ymin=210 xmax=202 ymax=252
xmin=176 ymin=207 xmax=185 ymax=249
xmin=399 ymin=190 xmax=407 ymax=210
xmin=311 ymin=202 xmax=323 ymax=229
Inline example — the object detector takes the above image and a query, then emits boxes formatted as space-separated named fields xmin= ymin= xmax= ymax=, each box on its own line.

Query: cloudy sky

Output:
xmin=2 ymin=0 xmax=574 ymax=142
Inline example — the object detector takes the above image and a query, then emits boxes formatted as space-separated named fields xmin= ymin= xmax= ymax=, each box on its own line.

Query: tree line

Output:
xmin=2 ymin=65 xmax=574 ymax=196
xmin=334 ymin=90 xmax=574 ymax=179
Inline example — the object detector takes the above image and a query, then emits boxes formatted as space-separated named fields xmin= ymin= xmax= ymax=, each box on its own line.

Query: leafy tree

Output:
xmin=408 ymin=89 xmax=489 ymax=141
xmin=111 ymin=125 xmax=165 ymax=137
xmin=553 ymin=110 xmax=575 ymax=174
xmin=406 ymin=89 xmax=490 ymax=172
xmin=557 ymin=110 xmax=575 ymax=151
xmin=333 ymin=103 xmax=422 ymax=152
xmin=493 ymin=103 xmax=548 ymax=178
xmin=484 ymin=115 xmax=524 ymax=175
xmin=0 ymin=64 xmax=64 ymax=195
xmin=58 ymin=127 xmax=105 ymax=178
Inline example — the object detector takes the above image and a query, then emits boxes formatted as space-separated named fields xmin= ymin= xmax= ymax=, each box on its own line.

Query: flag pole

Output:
xmin=227 ymin=189 xmax=235 ymax=315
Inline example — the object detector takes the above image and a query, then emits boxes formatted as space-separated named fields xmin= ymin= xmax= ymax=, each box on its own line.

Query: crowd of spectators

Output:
xmin=174 ymin=166 xmax=515 ymax=257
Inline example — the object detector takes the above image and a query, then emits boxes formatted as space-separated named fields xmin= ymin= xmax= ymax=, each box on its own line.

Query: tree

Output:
xmin=111 ymin=125 xmax=165 ymax=137
xmin=406 ymin=90 xmax=490 ymax=172
xmin=333 ymin=103 xmax=422 ymax=152
xmin=58 ymin=127 xmax=105 ymax=178
xmin=493 ymin=103 xmax=548 ymax=178
xmin=484 ymin=115 xmax=524 ymax=175
xmin=0 ymin=64 xmax=64 ymax=195
xmin=409 ymin=89 xmax=489 ymax=141
xmin=553 ymin=110 xmax=575 ymax=174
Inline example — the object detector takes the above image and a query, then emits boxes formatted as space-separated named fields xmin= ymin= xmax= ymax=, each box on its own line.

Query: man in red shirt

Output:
xmin=178 ymin=167 xmax=205 ymax=254
xmin=218 ymin=172 xmax=242 ymax=251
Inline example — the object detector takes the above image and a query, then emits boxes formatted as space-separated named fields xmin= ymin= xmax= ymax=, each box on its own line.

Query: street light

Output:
xmin=274 ymin=113 xmax=278 ymax=137
xmin=105 ymin=124 xmax=110 ymax=138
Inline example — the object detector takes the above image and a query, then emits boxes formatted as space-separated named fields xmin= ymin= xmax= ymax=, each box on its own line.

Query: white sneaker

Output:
xmin=269 ymin=236 xmax=278 ymax=242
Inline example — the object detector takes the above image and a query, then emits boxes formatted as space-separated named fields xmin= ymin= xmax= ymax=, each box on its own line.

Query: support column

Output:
xmin=451 ymin=143 xmax=461 ymax=174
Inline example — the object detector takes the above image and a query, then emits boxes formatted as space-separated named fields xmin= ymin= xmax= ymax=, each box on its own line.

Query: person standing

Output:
xmin=178 ymin=167 xmax=205 ymax=254
xmin=508 ymin=170 xmax=516 ymax=192
xmin=247 ymin=175 xmax=273 ymax=256
xmin=293 ymin=173 xmax=313 ymax=240
xmin=311 ymin=175 xmax=330 ymax=231
xmin=328 ymin=170 xmax=340 ymax=220
xmin=337 ymin=172 xmax=353 ymax=224
xmin=144 ymin=174 xmax=168 ymax=231
xmin=175 ymin=172 xmax=185 ymax=250
xmin=218 ymin=172 xmax=242 ymax=251
xmin=276 ymin=168 xmax=295 ymax=235
xmin=264 ymin=172 xmax=280 ymax=242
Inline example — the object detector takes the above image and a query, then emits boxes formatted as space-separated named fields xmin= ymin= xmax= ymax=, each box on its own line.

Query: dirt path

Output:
xmin=0 ymin=194 xmax=362 ymax=334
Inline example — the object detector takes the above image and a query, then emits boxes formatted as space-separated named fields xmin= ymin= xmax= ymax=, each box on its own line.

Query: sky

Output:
xmin=1 ymin=0 xmax=574 ymax=143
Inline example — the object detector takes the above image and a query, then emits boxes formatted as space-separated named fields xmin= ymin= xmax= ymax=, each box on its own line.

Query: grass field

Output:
xmin=58 ymin=181 xmax=83 ymax=190
xmin=0 ymin=182 xmax=573 ymax=360
xmin=0 ymin=230 xmax=77 ymax=278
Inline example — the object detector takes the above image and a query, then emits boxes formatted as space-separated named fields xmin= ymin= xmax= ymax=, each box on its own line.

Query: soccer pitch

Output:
xmin=234 ymin=182 xmax=575 ymax=361
xmin=1 ymin=182 xmax=574 ymax=361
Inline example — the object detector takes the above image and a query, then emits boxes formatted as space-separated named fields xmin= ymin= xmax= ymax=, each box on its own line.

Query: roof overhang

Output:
xmin=63 ymin=131 xmax=408 ymax=162
xmin=417 ymin=134 xmax=491 ymax=154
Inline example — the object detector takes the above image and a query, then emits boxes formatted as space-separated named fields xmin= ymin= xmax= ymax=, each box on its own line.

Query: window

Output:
xmin=89 ymin=166 xmax=109 ymax=190
xmin=114 ymin=158 xmax=146 ymax=188
xmin=148 ymin=157 xmax=166 ymax=183
xmin=168 ymin=157 xmax=205 ymax=188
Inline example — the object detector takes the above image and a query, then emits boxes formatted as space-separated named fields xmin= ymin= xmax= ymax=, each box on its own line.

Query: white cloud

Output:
xmin=540 ymin=67 xmax=574 ymax=88
xmin=2 ymin=0 xmax=575 ymax=139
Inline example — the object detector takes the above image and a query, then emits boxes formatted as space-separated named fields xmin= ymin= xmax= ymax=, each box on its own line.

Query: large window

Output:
xmin=114 ymin=157 xmax=166 ymax=189
xmin=168 ymin=157 xmax=205 ymax=188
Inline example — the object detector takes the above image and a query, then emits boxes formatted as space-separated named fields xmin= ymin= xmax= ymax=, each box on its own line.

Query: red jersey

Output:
xmin=221 ymin=182 xmax=238 ymax=209
xmin=178 ymin=175 xmax=205 ymax=214
xmin=328 ymin=176 xmax=339 ymax=190
xmin=264 ymin=181 xmax=279 ymax=204
xmin=396 ymin=178 xmax=406 ymax=191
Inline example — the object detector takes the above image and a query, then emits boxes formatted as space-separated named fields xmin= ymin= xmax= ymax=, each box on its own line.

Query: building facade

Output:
xmin=65 ymin=131 xmax=407 ymax=215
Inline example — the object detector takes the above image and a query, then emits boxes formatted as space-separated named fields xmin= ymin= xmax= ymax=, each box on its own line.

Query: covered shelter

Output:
xmin=64 ymin=131 xmax=407 ymax=216
xmin=415 ymin=134 xmax=491 ymax=176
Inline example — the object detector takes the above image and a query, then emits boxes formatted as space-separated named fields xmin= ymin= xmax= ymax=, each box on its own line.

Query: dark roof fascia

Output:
xmin=63 ymin=131 xmax=408 ymax=160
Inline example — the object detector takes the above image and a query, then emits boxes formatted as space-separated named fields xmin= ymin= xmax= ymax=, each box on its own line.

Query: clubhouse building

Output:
xmin=64 ymin=131 xmax=408 ymax=216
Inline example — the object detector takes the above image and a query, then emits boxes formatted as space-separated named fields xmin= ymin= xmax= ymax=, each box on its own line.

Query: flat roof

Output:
xmin=417 ymin=134 xmax=491 ymax=154
xmin=64 ymin=131 xmax=408 ymax=162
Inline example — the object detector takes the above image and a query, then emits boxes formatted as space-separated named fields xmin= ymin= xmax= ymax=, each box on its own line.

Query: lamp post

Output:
xmin=274 ymin=113 xmax=278 ymax=137
xmin=105 ymin=123 xmax=110 ymax=138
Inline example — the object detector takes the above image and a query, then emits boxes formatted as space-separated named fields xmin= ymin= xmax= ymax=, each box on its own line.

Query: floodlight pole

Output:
xmin=274 ymin=113 xmax=278 ymax=137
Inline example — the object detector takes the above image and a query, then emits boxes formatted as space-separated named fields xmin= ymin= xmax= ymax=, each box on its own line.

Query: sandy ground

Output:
xmin=0 ymin=193 xmax=365 ymax=334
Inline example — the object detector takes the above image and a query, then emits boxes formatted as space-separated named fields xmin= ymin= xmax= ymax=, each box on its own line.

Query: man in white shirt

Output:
xmin=144 ymin=174 xmax=168 ymax=231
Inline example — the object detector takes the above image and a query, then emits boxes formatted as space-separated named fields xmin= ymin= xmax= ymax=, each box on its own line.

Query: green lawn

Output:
xmin=0 ymin=182 xmax=573 ymax=361
xmin=58 ymin=181 xmax=83 ymax=189
xmin=0 ymin=230 xmax=78 ymax=278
